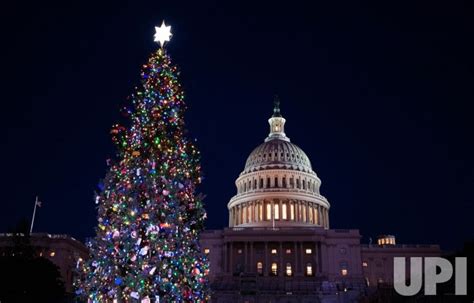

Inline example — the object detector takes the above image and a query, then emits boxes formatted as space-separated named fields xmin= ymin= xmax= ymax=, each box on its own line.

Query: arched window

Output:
xmin=274 ymin=177 xmax=279 ymax=188
xmin=286 ymin=263 xmax=292 ymax=276
xmin=259 ymin=203 xmax=263 ymax=221
xmin=259 ymin=178 xmax=263 ymax=188
xmin=282 ymin=203 xmax=287 ymax=220
xmin=271 ymin=262 xmax=278 ymax=276
xmin=290 ymin=203 xmax=295 ymax=220
xmin=257 ymin=262 xmax=263 ymax=276
xmin=282 ymin=177 xmax=287 ymax=188
xmin=266 ymin=177 xmax=271 ymax=188
xmin=253 ymin=179 xmax=257 ymax=189
xmin=308 ymin=205 xmax=313 ymax=223
xmin=290 ymin=177 xmax=294 ymax=188
xmin=302 ymin=204 xmax=307 ymax=222
xmin=266 ymin=203 xmax=272 ymax=220
xmin=296 ymin=178 xmax=301 ymax=189
xmin=274 ymin=204 xmax=279 ymax=220
xmin=306 ymin=263 xmax=313 ymax=276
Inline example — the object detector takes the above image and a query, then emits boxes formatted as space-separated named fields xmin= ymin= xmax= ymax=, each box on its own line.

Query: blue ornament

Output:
xmin=114 ymin=277 xmax=123 ymax=286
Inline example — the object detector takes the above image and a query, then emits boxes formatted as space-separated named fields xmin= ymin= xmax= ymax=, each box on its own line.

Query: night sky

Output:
xmin=1 ymin=1 xmax=473 ymax=251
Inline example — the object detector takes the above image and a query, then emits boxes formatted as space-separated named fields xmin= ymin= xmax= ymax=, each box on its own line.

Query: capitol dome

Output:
xmin=227 ymin=99 xmax=330 ymax=229
xmin=243 ymin=139 xmax=313 ymax=174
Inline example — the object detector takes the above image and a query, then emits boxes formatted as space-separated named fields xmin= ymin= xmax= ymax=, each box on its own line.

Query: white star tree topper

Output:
xmin=154 ymin=21 xmax=172 ymax=47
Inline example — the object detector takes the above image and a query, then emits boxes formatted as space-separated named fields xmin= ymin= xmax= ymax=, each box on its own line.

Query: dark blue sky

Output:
xmin=1 ymin=1 xmax=473 ymax=250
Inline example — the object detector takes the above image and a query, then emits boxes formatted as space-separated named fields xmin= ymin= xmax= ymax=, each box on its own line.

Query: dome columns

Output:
xmin=229 ymin=198 xmax=329 ymax=229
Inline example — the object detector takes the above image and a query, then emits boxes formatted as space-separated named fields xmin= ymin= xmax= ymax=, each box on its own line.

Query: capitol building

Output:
xmin=200 ymin=101 xmax=440 ymax=303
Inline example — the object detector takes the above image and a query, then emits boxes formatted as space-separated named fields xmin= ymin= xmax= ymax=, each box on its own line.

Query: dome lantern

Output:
xmin=266 ymin=95 xmax=289 ymax=142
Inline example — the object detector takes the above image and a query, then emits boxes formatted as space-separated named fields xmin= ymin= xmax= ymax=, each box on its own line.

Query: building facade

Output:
xmin=0 ymin=233 xmax=89 ymax=293
xmin=200 ymin=103 xmax=440 ymax=302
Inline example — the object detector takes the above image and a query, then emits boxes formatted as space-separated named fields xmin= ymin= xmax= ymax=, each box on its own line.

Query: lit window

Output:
xmin=290 ymin=203 xmax=295 ymax=220
xmin=305 ymin=248 xmax=312 ymax=254
xmin=282 ymin=203 xmax=287 ymax=220
xmin=204 ymin=248 xmax=210 ymax=254
xmin=341 ymin=269 xmax=348 ymax=276
xmin=257 ymin=262 xmax=263 ymax=275
xmin=286 ymin=263 xmax=292 ymax=276
xmin=237 ymin=249 xmax=243 ymax=254
xmin=274 ymin=204 xmax=279 ymax=220
xmin=247 ymin=205 xmax=252 ymax=222
xmin=271 ymin=249 xmax=277 ymax=255
xmin=362 ymin=261 xmax=368 ymax=267
xmin=271 ymin=262 xmax=278 ymax=276
xmin=309 ymin=206 xmax=313 ymax=223
xmin=259 ymin=204 xmax=263 ymax=221
xmin=285 ymin=249 xmax=292 ymax=254
xmin=266 ymin=203 xmax=271 ymax=220
xmin=306 ymin=263 xmax=313 ymax=276
xmin=243 ymin=205 xmax=247 ymax=223
xmin=50 ymin=251 xmax=56 ymax=257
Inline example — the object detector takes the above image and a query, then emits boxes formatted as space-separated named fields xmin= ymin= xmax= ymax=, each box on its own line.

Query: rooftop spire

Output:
xmin=273 ymin=94 xmax=282 ymax=117
xmin=266 ymin=96 xmax=289 ymax=142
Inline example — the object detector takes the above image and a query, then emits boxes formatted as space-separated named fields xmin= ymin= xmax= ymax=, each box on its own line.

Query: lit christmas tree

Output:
xmin=75 ymin=22 xmax=210 ymax=303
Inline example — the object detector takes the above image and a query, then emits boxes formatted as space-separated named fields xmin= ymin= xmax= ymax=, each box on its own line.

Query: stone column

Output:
xmin=279 ymin=199 xmax=283 ymax=222
xmin=263 ymin=200 xmax=267 ymax=221
xmin=318 ymin=205 xmax=323 ymax=226
xmin=318 ymin=242 xmax=322 ymax=274
xmin=236 ymin=206 xmax=239 ymax=226
xmin=279 ymin=242 xmax=283 ymax=277
xmin=325 ymin=208 xmax=328 ymax=228
xmin=305 ymin=202 xmax=311 ymax=223
xmin=264 ymin=241 xmax=268 ymax=276
xmin=243 ymin=202 xmax=249 ymax=223
xmin=314 ymin=241 xmax=319 ymax=275
xmin=294 ymin=241 xmax=298 ymax=274
xmin=255 ymin=200 xmax=261 ymax=222
xmin=244 ymin=242 xmax=248 ymax=272
xmin=271 ymin=199 xmax=274 ymax=223
xmin=300 ymin=242 xmax=304 ymax=276
xmin=326 ymin=209 xmax=330 ymax=228
xmin=251 ymin=201 xmax=255 ymax=223
xmin=313 ymin=206 xmax=317 ymax=225
xmin=249 ymin=241 xmax=254 ymax=273
xmin=229 ymin=242 xmax=233 ymax=274
xmin=321 ymin=208 xmax=325 ymax=228
xmin=320 ymin=242 xmax=329 ymax=274
xmin=295 ymin=201 xmax=300 ymax=222
xmin=223 ymin=242 xmax=228 ymax=273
